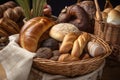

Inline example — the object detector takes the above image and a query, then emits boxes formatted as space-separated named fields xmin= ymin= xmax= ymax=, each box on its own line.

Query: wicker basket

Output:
xmin=94 ymin=0 xmax=120 ymax=61
xmin=29 ymin=60 xmax=105 ymax=80
xmin=33 ymin=34 xmax=111 ymax=77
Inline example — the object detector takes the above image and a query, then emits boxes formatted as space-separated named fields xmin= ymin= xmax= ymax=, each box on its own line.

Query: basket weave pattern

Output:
xmin=33 ymin=35 xmax=111 ymax=77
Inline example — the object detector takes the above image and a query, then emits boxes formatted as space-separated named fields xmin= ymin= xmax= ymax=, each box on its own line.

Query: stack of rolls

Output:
xmin=101 ymin=4 xmax=120 ymax=61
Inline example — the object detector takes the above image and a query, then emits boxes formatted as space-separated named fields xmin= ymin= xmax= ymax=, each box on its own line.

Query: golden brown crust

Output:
xmin=0 ymin=18 xmax=19 ymax=35
xmin=71 ymin=32 xmax=90 ymax=57
xmin=59 ymin=32 xmax=80 ymax=53
xmin=49 ymin=23 xmax=80 ymax=41
xmin=19 ymin=17 xmax=55 ymax=52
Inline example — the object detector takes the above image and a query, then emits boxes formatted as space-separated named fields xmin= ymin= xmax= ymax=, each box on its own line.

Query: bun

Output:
xmin=114 ymin=5 xmax=120 ymax=12
xmin=36 ymin=47 xmax=53 ymax=59
xmin=58 ymin=53 xmax=79 ymax=62
xmin=49 ymin=23 xmax=80 ymax=41
xmin=102 ymin=12 xmax=108 ymax=21
xmin=103 ymin=8 xmax=112 ymax=13
xmin=87 ymin=41 xmax=105 ymax=57
xmin=19 ymin=17 xmax=55 ymax=52
xmin=107 ymin=9 xmax=120 ymax=25
xmin=59 ymin=32 xmax=80 ymax=53
xmin=71 ymin=32 xmax=90 ymax=57
xmin=40 ymin=38 xmax=59 ymax=50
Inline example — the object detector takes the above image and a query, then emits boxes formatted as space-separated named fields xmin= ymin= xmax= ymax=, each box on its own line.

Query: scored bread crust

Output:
xmin=19 ymin=17 xmax=55 ymax=52
xmin=49 ymin=23 xmax=80 ymax=41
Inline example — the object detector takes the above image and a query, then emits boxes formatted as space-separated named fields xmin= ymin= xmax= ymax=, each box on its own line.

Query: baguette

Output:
xmin=71 ymin=32 xmax=90 ymax=57
xmin=59 ymin=32 xmax=80 ymax=53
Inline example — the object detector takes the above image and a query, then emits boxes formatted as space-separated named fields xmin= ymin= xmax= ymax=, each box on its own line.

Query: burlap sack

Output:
xmin=0 ymin=34 xmax=35 ymax=80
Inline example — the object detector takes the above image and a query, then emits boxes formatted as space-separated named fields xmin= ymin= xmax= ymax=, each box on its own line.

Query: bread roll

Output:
xmin=49 ymin=23 xmax=80 ymax=41
xmin=71 ymin=32 xmax=90 ymax=57
xmin=87 ymin=41 xmax=105 ymax=57
xmin=102 ymin=12 xmax=108 ymax=22
xmin=19 ymin=17 xmax=55 ymax=52
xmin=59 ymin=32 xmax=80 ymax=53
xmin=58 ymin=53 xmax=79 ymax=62
xmin=114 ymin=5 xmax=120 ymax=12
xmin=107 ymin=9 xmax=120 ymax=25
xmin=103 ymin=8 xmax=112 ymax=13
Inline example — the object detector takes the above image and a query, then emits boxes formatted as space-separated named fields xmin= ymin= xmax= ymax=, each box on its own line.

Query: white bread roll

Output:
xmin=103 ymin=8 xmax=112 ymax=14
xmin=49 ymin=23 xmax=80 ymax=41
xmin=87 ymin=41 xmax=105 ymax=57
xmin=114 ymin=5 xmax=120 ymax=12
xmin=107 ymin=9 xmax=120 ymax=25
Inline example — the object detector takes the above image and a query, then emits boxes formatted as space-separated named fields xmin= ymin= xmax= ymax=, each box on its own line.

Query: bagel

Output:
xmin=57 ymin=5 xmax=93 ymax=33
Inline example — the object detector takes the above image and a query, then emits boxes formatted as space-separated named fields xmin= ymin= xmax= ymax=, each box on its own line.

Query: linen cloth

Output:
xmin=0 ymin=34 xmax=35 ymax=80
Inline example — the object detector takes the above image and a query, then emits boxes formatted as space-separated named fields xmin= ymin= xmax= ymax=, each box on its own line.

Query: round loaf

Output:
xmin=49 ymin=23 xmax=80 ymax=41
xmin=107 ymin=9 xmax=120 ymax=25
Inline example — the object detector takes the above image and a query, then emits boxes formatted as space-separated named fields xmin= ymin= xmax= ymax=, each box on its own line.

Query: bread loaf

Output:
xmin=19 ymin=17 xmax=55 ymax=52
xmin=3 ymin=6 xmax=24 ymax=22
xmin=0 ymin=18 xmax=20 ymax=35
xmin=59 ymin=32 xmax=80 ymax=53
xmin=71 ymin=32 xmax=90 ymax=57
xmin=49 ymin=23 xmax=80 ymax=41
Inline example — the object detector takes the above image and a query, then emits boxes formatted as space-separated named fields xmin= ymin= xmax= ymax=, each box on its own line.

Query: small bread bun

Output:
xmin=87 ymin=41 xmax=105 ymax=57
xmin=114 ymin=5 xmax=120 ymax=12
xmin=103 ymin=8 xmax=112 ymax=14
xmin=49 ymin=23 xmax=80 ymax=41
xmin=102 ymin=12 xmax=108 ymax=22
xmin=107 ymin=9 xmax=120 ymax=25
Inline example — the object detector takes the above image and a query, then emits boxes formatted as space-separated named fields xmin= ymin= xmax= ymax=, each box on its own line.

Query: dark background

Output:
xmin=0 ymin=0 xmax=120 ymax=16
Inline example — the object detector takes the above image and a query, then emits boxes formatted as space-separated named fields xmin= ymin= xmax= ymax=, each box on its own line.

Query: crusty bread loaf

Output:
xmin=59 ymin=32 xmax=80 ymax=53
xmin=49 ymin=23 xmax=80 ymax=41
xmin=71 ymin=32 xmax=90 ymax=57
xmin=19 ymin=17 xmax=55 ymax=52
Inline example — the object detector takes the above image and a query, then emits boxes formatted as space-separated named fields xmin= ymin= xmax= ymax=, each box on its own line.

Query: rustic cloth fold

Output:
xmin=0 ymin=34 xmax=36 ymax=80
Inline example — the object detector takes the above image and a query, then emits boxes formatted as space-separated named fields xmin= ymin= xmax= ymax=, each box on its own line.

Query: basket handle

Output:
xmin=104 ymin=0 xmax=113 ymax=9
xmin=94 ymin=0 xmax=102 ymax=21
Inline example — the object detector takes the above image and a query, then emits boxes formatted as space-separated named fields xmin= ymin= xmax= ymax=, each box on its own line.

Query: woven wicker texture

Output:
xmin=33 ymin=34 xmax=111 ymax=77
xmin=94 ymin=0 xmax=120 ymax=61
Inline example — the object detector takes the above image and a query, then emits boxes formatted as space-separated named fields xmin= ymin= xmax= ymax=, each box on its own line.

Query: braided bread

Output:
xmin=3 ymin=6 xmax=24 ymax=22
